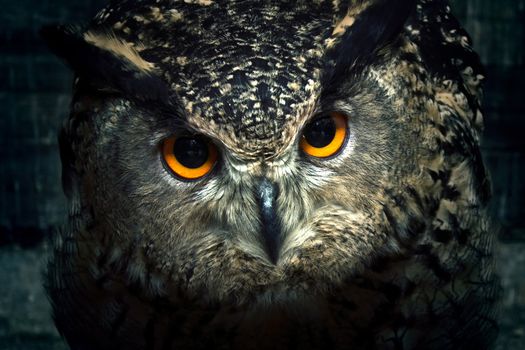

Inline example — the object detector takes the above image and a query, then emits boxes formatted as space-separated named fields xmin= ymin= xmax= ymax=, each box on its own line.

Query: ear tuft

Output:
xmin=83 ymin=30 xmax=156 ymax=74
xmin=40 ymin=24 xmax=87 ymax=67
xmin=323 ymin=0 xmax=417 ymax=90
xmin=40 ymin=24 xmax=169 ymax=103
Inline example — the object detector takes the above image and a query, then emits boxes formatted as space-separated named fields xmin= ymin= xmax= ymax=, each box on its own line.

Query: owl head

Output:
xmin=43 ymin=0 xmax=496 ymax=348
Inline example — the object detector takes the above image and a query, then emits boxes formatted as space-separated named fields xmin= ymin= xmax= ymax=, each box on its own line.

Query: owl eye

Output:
xmin=162 ymin=135 xmax=218 ymax=180
xmin=300 ymin=112 xmax=348 ymax=158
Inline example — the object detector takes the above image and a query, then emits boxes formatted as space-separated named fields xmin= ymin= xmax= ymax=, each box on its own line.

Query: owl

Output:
xmin=42 ymin=0 xmax=500 ymax=349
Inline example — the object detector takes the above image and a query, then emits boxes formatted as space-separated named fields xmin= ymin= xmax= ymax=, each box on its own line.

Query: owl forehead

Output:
xmin=94 ymin=0 xmax=341 ymax=159
xmin=168 ymin=20 xmax=330 ymax=159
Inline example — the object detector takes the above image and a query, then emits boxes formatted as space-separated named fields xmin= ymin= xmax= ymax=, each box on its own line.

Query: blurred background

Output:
xmin=0 ymin=0 xmax=523 ymax=349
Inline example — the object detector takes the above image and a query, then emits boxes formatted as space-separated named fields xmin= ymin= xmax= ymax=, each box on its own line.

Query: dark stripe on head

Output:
xmin=322 ymin=0 xmax=417 ymax=94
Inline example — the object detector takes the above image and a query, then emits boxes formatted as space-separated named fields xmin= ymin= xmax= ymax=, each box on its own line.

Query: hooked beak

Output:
xmin=255 ymin=177 xmax=282 ymax=264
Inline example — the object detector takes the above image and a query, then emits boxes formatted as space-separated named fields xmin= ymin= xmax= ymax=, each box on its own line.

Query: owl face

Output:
xmin=44 ymin=1 xmax=498 ymax=347
xmin=48 ymin=0 xmax=420 ymax=305
xmin=74 ymin=81 xmax=402 ymax=302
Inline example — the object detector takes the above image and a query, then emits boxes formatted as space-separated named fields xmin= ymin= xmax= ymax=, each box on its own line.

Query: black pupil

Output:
xmin=173 ymin=137 xmax=209 ymax=168
xmin=303 ymin=116 xmax=336 ymax=148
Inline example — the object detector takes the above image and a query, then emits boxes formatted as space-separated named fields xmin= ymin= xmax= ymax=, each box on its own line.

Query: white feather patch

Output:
xmin=84 ymin=31 xmax=155 ymax=73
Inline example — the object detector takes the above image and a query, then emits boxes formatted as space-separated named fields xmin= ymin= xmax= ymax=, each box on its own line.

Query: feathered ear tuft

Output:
xmin=40 ymin=25 xmax=169 ymax=103
xmin=322 ymin=0 xmax=417 ymax=91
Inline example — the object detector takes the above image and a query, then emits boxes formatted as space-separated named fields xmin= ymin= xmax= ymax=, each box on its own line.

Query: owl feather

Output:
xmin=43 ymin=0 xmax=500 ymax=349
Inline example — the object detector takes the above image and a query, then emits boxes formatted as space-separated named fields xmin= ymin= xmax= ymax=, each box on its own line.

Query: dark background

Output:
xmin=0 ymin=0 xmax=523 ymax=349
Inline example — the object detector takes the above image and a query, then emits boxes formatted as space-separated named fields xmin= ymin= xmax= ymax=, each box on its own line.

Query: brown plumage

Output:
xmin=43 ymin=0 xmax=500 ymax=349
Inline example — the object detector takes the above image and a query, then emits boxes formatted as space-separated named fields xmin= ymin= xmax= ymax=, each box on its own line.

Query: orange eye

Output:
xmin=162 ymin=135 xmax=218 ymax=180
xmin=300 ymin=112 xmax=348 ymax=158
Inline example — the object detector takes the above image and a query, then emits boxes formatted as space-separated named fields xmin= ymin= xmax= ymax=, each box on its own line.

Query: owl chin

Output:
xmin=171 ymin=243 xmax=370 ymax=309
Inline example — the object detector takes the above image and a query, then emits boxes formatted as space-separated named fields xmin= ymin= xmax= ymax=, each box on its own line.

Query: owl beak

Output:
xmin=256 ymin=177 xmax=281 ymax=264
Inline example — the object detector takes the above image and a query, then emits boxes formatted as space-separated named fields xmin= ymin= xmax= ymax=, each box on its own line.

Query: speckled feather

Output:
xmin=43 ymin=0 xmax=499 ymax=349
